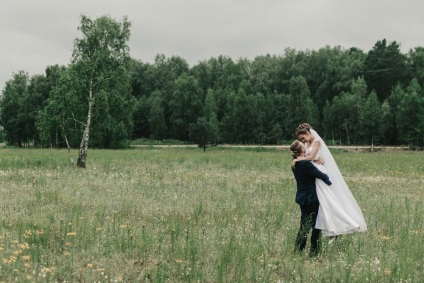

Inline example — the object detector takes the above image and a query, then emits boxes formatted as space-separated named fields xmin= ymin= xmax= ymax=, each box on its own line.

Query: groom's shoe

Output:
xmin=309 ymin=248 xmax=320 ymax=258
xmin=328 ymin=235 xmax=340 ymax=245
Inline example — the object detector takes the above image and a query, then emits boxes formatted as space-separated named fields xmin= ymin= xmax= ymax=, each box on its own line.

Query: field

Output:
xmin=0 ymin=146 xmax=423 ymax=282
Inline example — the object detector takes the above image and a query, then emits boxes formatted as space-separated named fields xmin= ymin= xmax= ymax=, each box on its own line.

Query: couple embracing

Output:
xmin=290 ymin=123 xmax=367 ymax=257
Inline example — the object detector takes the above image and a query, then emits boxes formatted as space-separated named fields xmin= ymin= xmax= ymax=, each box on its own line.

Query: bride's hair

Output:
xmin=295 ymin=123 xmax=312 ymax=136
xmin=290 ymin=140 xmax=303 ymax=159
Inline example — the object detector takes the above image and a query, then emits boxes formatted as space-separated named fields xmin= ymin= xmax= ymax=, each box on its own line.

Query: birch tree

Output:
xmin=71 ymin=15 xmax=133 ymax=167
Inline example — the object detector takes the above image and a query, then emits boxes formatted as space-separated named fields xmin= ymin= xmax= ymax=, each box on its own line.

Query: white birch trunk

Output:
xmin=77 ymin=84 xmax=94 ymax=168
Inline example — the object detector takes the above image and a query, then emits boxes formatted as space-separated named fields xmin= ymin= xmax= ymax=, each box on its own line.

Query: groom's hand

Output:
xmin=323 ymin=177 xmax=332 ymax=186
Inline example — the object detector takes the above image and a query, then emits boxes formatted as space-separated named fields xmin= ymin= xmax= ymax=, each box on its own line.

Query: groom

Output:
xmin=290 ymin=140 xmax=332 ymax=257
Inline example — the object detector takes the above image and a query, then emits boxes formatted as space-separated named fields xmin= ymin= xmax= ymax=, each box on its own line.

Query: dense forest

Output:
xmin=1 ymin=16 xmax=424 ymax=150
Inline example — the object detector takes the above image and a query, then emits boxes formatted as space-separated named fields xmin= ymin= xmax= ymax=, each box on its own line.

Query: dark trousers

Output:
xmin=295 ymin=203 xmax=321 ymax=256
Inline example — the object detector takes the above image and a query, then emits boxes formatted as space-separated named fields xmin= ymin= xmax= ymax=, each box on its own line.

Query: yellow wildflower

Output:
xmin=19 ymin=243 xmax=30 ymax=250
xmin=41 ymin=267 xmax=53 ymax=273
xmin=24 ymin=230 xmax=32 ymax=238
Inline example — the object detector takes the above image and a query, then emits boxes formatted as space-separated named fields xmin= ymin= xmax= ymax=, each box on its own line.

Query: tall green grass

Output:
xmin=0 ymin=147 xmax=423 ymax=282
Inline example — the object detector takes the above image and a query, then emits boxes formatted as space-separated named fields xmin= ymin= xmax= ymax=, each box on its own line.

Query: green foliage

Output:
xmin=383 ymin=84 xmax=404 ymax=145
xmin=325 ymin=92 xmax=361 ymax=145
xmin=188 ymin=116 xmax=219 ymax=150
xmin=2 ymin=36 xmax=424 ymax=147
xmin=408 ymin=47 xmax=424 ymax=84
xmin=37 ymin=66 xmax=81 ymax=148
xmin=169 ymin=74 xmax=203 ymax=140
xmin=396 ymin=79 xmax=424 ymax=147
xmin=0 ymin=71 xmax=30 ymax=146
xmin=364 ymin=39 xmax=410 ymax=102
xmin=148 ymin=90 xmax=168 ymax=140
xmin=360 ymin=91 xmax=383 ymax=145
xmin=36 ymin=15 xmax=135 ymax=154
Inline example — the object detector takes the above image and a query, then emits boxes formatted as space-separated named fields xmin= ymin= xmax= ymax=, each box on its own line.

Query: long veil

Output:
xmin=311 ymin=129 xmax=367 ymax=232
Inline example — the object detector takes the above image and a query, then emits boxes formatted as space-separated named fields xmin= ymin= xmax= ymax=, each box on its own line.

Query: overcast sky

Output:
xmin=1 ymin=0 xmax=424 ymax=91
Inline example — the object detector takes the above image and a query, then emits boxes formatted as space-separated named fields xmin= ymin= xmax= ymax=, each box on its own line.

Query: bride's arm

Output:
xmin=291 ymin=141 xmax=321 ymax=167
xmin=307 ymin=141 xmax=320 ymax=160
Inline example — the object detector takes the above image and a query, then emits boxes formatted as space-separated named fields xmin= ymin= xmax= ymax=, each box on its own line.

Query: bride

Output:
xmin=292 ymin=123 xmax=367 ymax=238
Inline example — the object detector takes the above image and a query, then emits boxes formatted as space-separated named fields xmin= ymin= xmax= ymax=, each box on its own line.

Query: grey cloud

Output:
xmin=1 ymin=0 xmax=424 ymax=90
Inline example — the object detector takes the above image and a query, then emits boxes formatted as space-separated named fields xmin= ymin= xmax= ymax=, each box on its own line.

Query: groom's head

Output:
xmin=290 ymin=140 xmax=306 ymax=159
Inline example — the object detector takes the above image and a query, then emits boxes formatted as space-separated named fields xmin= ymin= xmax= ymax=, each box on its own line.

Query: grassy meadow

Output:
xmin=0 ymin=146 xmax=423 ymax=282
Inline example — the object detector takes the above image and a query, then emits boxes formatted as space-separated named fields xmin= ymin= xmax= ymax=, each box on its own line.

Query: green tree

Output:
xmin=251 ymin=93 xmax=268 ymax=144
xmin=304 ymin=46 xmax=365 ymax=111
xmin=75 ymin=15 xmax=134 ymax=166
xmin=203 ymin=89 xmax=220 ymax=142
xmin=169 ymin=74 xmax=202 ymax=141
xmin=249 ymin=54 xmax=280 ymax=95
xmin=153 ymin=55 xmax=190 ymax=130
xmin=148 ymin=91 xmax=167 ymax=140
xmin=364 ymin=39 xmax=410 ymax=102
xmin=360 ymin=91 xmax=383 ymax=148
xmin=0 ymin=71 xmax=29 ymax=146
xmin=382 ymin=84 xmax=404 ymax=145
xmin=350 ymin=76 xmax=368 ymax=101
xmin=190 ymin=61 xmax=213 ymax=95
xmin=323 ymin=100 xmax=338 ymax=144
xmin=197 ymin=56 xmax=243 ymax=123
xmin=396 ymin=79 xmax=424 ymax=147
xmin=204 ymin=89 xmax=218 ymax=121
xmin=270 ymin=93 xmax=291 ymax=142
xmin=128 ymin=59 xmax=155 ymax=99
xmin=39 ymin=15 xmax=134 ymax=167
xmin=37 ymin=68 xmax=83 ymax=164
xmin=328 ymin=91 xmax=362 ymax=145
xmin=220 ymin=90 xmax=244 ymax=143
xmin=288 ymin=76 xmax=319 ymax=128
xmin=189 ymin=117 xmax=219 ymax=151
xmin=132 ymin=96 xmax=150 ymax=139
xmin=25 ymin=74 xmax=48 ymax=146
xmin=408 ymin=47 xmax=424 ymax=85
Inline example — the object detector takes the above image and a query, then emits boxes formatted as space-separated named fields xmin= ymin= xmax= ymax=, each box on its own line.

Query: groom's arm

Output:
xmin=302 ymin=161 xmax=332 ymax=186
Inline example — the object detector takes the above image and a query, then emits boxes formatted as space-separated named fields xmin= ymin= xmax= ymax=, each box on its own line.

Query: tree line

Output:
xmin=2 ymin=16 xmax=424 ymax=157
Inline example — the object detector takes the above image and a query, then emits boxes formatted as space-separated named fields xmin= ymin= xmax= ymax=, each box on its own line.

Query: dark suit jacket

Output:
xmin=291 ymin=160 xmax=331 ymax=206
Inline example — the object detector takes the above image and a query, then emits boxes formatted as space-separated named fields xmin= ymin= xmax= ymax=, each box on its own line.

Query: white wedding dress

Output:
xmin=307 ymin=130 xmax=367 ymax=236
